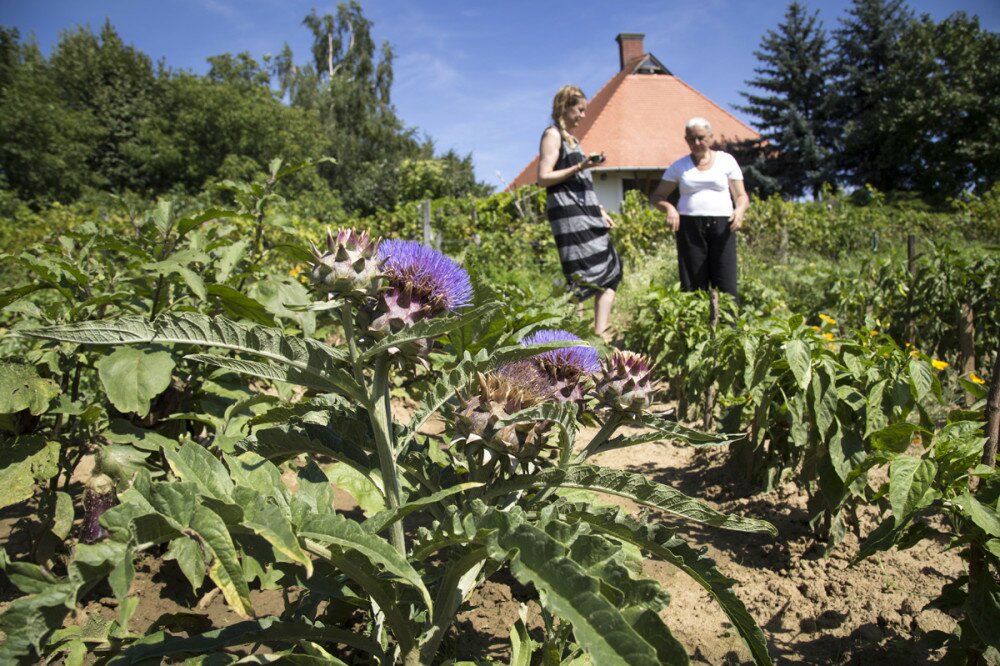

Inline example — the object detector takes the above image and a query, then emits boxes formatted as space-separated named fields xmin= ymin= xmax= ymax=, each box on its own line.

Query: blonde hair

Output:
xmin=551 ymin=85 xmax=586 ymax=147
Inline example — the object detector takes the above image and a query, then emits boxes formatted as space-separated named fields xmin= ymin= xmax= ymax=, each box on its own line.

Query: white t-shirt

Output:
xmin=661 ymin=151 xmax=744 ymax=216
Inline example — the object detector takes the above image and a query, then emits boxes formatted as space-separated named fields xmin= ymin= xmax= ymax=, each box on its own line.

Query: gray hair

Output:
xmin=685 ymin=117 xmax=712 ymax=133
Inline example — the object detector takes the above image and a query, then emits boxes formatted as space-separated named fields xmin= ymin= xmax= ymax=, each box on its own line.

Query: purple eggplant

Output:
xmin=81 ymin=474 xmax=115 ymax=544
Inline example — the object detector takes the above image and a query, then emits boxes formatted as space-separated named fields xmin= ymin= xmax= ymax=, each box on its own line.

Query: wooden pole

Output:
xmin=703 ymin=288 xmax=719 ymax=430
xmin=421 ymin=199 xmax=432 ymax=246
xmin=907 ymin=234 xmax=918 ymax=344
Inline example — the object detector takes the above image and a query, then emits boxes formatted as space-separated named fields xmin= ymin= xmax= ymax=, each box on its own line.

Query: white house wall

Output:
xmin=592 ymin=172 xmax=625 ymax=212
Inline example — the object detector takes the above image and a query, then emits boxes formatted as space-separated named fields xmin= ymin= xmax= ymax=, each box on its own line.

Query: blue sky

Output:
xmin=3 ymin=1 xmax=997 ymax=191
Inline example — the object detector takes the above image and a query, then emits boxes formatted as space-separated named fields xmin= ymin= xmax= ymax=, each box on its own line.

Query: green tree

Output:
xmin=48 ymin=21 xmax=159 ymax=193
xmin=879 ymin=13 xmax=1000 ymax=200
xmin=828 ymin=0 xmax=913 ymax=191
xmin=738 ymin=2 xmax=833 ymax=199
xmin=0 ymin=29 xmax=98 ymax=202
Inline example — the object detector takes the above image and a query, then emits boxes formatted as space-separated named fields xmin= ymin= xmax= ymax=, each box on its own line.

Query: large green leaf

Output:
xmin=888 ymin=456 xmax=938 ymax=521
xmin=299 ymin=512 xmax=432 ymax=612
xmin=206 ymin=283 xmax=274 ymax=326
xmin=362 ymin=482 xmax=482 ymax=536
xmin=239 ymin=418 xmax=374 ymax=478
xmin=488 ymin=466 xmax=777 ymax=535
xmin=869 ymin=423 xmax=926 ymax=454
xmin=0 ymin=363 xmax=60 ymax=415
xmin=24 ymin=313 xmax=353 ymax=400
xmin=190 ymin=504 xmax=254 ymax=617
xmin=0 ymin=437 xmax=60 ymax=509
xmin=596 ymin=413 xmax=736 ymax=453
xmin=235 ymin=488 xmax=313 ymax=577
xmin=94 ymin=347 xmax=175 ymax=417
xmin=109 ymin=617 xmax=384 ymax=665
xmin=783 ymin=339 xmax=811 ymax=391
xmin=164 ymin=537 xmax=206 ymax=593
xmin=954 ymin=493 xmax=1000 ymax=538
xmin=567 ymin=503 xmax=772 ymax=666
xmin=164 ymin=441 xmax=235 ymax=502
xmin=478 ymin=507 xmax=661 ymax=666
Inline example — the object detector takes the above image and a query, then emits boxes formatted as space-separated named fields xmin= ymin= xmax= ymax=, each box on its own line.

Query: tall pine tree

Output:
xmin=829 ymin=0 xmax=913 ymax=191
xmin=738 ymin=2 xmax=832 ymax=199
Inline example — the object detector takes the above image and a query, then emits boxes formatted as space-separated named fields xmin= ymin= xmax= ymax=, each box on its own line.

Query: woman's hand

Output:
xmin=728 ymin=178 xmax=750 ymax=231
xmin=666 ymin=206 xmax=680 ymax=232
xmin=649 ymin=179 xmax=680 ymax=232
xmin=601 ymin=207 xmax=615 ymax=228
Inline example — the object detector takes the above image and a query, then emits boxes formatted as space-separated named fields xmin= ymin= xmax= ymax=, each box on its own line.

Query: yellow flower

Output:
xmin=289 ymin=265 xmax=303 ymax=278
xmin=970 ymin=372 xmax=986 ymax=385
xmin=869 ymin=330 xmax=878 ymax=337
xmin=819 ymin=313 xmax=837 ymax=326
xmin=931 ymin=359 xmax=948 ymax=371
xmin=822 ymin=333 xmax=835 ymax=341
xmin=810 ymin=325 xmax=821 ymax=332
xmin=909 ymin=350 xmax=920 ymax=358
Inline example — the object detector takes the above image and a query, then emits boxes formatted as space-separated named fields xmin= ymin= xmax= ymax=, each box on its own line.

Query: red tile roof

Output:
xmin=509 ymin=56 xmax=760 ymax=189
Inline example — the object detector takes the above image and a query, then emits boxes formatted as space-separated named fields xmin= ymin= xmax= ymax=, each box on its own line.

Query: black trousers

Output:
xmin=676 ymin=215 xmax=738 ymax=299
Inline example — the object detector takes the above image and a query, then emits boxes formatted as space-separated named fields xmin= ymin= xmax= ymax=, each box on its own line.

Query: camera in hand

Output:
xmin=589 ymin=153 xmax=606 ymax=164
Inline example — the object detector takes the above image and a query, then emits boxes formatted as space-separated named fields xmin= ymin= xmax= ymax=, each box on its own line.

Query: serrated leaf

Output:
xmin=479 ymin=508 xmax=660 ymax=666
xmin=108 ymin=617 xmax=383 ymax=664
xmin=363 ymin=482 xmax=482 ymax=535
xmin=360 ymin=302 xmax=499 ymax=362
xmin=568 ymin=503 xmax=772 ymax=666
xmin=95 ymin=347 xmax=175 ymax=417
xmin=24 ymin=313 xmax=351 ymax=400
xmin=487 ymin=466 xmax=776 ymax=535
xmin=299 ymin=513 xmax=432 ymax=612
xmin=236 ymin=489 xmax=313 ymax=577
xmin=206 ymin=283 xmax=274 ymax=326
xmin=187 ymin=354 xmax=362 ymax=401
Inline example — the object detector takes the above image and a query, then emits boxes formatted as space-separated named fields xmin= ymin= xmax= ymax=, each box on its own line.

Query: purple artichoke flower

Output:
xmin=515 ymin=330 xmax=600 ymax=404
xmin=369 ymin=240 xmax=473 ymax=333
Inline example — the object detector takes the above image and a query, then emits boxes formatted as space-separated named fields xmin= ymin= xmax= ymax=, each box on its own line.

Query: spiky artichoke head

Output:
xmin=368 ymin=240 xmax=473 ymax=334
xmin=453 ymin=371 xmax=555 ymax=463
xmin=518 ymin=330 xmax=600 ymax=407
xmin=310 ymin=228 xmax=382 ymax=298
xmin=594 ymin=350 xmax=658 ymax=413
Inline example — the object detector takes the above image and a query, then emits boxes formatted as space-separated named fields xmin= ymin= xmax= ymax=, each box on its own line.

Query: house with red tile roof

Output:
xmin=508 ymin=34 xmax=759 ymax=212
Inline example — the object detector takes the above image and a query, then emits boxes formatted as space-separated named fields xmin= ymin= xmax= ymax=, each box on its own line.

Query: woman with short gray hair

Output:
xmin=649 ymin=117 xmax=749 ymax=300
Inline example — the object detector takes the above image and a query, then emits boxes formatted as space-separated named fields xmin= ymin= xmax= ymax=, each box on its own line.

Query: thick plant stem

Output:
xmin=340 ymin=303 xmax=367 ymax=388
xmin=576 ymin=412 xmax=625 ymax=463
xmin=370 ymin=354 xmax=406 ymax=555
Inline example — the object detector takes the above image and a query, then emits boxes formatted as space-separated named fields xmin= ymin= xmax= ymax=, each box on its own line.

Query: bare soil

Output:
xmin=0 ymin=422 xmax=963 ymax=665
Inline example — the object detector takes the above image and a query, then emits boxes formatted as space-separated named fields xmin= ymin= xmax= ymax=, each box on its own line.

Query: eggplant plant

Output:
xmin=4 ymin=226 xmax=777 ymax=665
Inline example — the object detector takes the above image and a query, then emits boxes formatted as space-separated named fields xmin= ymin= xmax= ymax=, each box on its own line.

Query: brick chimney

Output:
xmin=616 ymin=33 xmax=645 ymax=71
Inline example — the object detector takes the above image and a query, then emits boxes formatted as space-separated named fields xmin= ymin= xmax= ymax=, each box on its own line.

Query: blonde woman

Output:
xmin=537 ymin=85 xmax=622 ymax=339
xmin=650 ymin=117 xmax=749 ymax=300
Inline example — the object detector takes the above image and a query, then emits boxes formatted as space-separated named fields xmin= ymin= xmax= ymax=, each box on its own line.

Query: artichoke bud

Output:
xmin=454 ymin=372 xmax=554 ymax=461
xmin=309 ymin=227 xmax=382 ymax=298
xmin=595 ymin=350 xmax=658 ymax=413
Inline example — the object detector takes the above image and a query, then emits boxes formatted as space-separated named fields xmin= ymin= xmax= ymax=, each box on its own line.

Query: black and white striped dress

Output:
xmin=545 ymin=132 xmax=623 ymax=299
